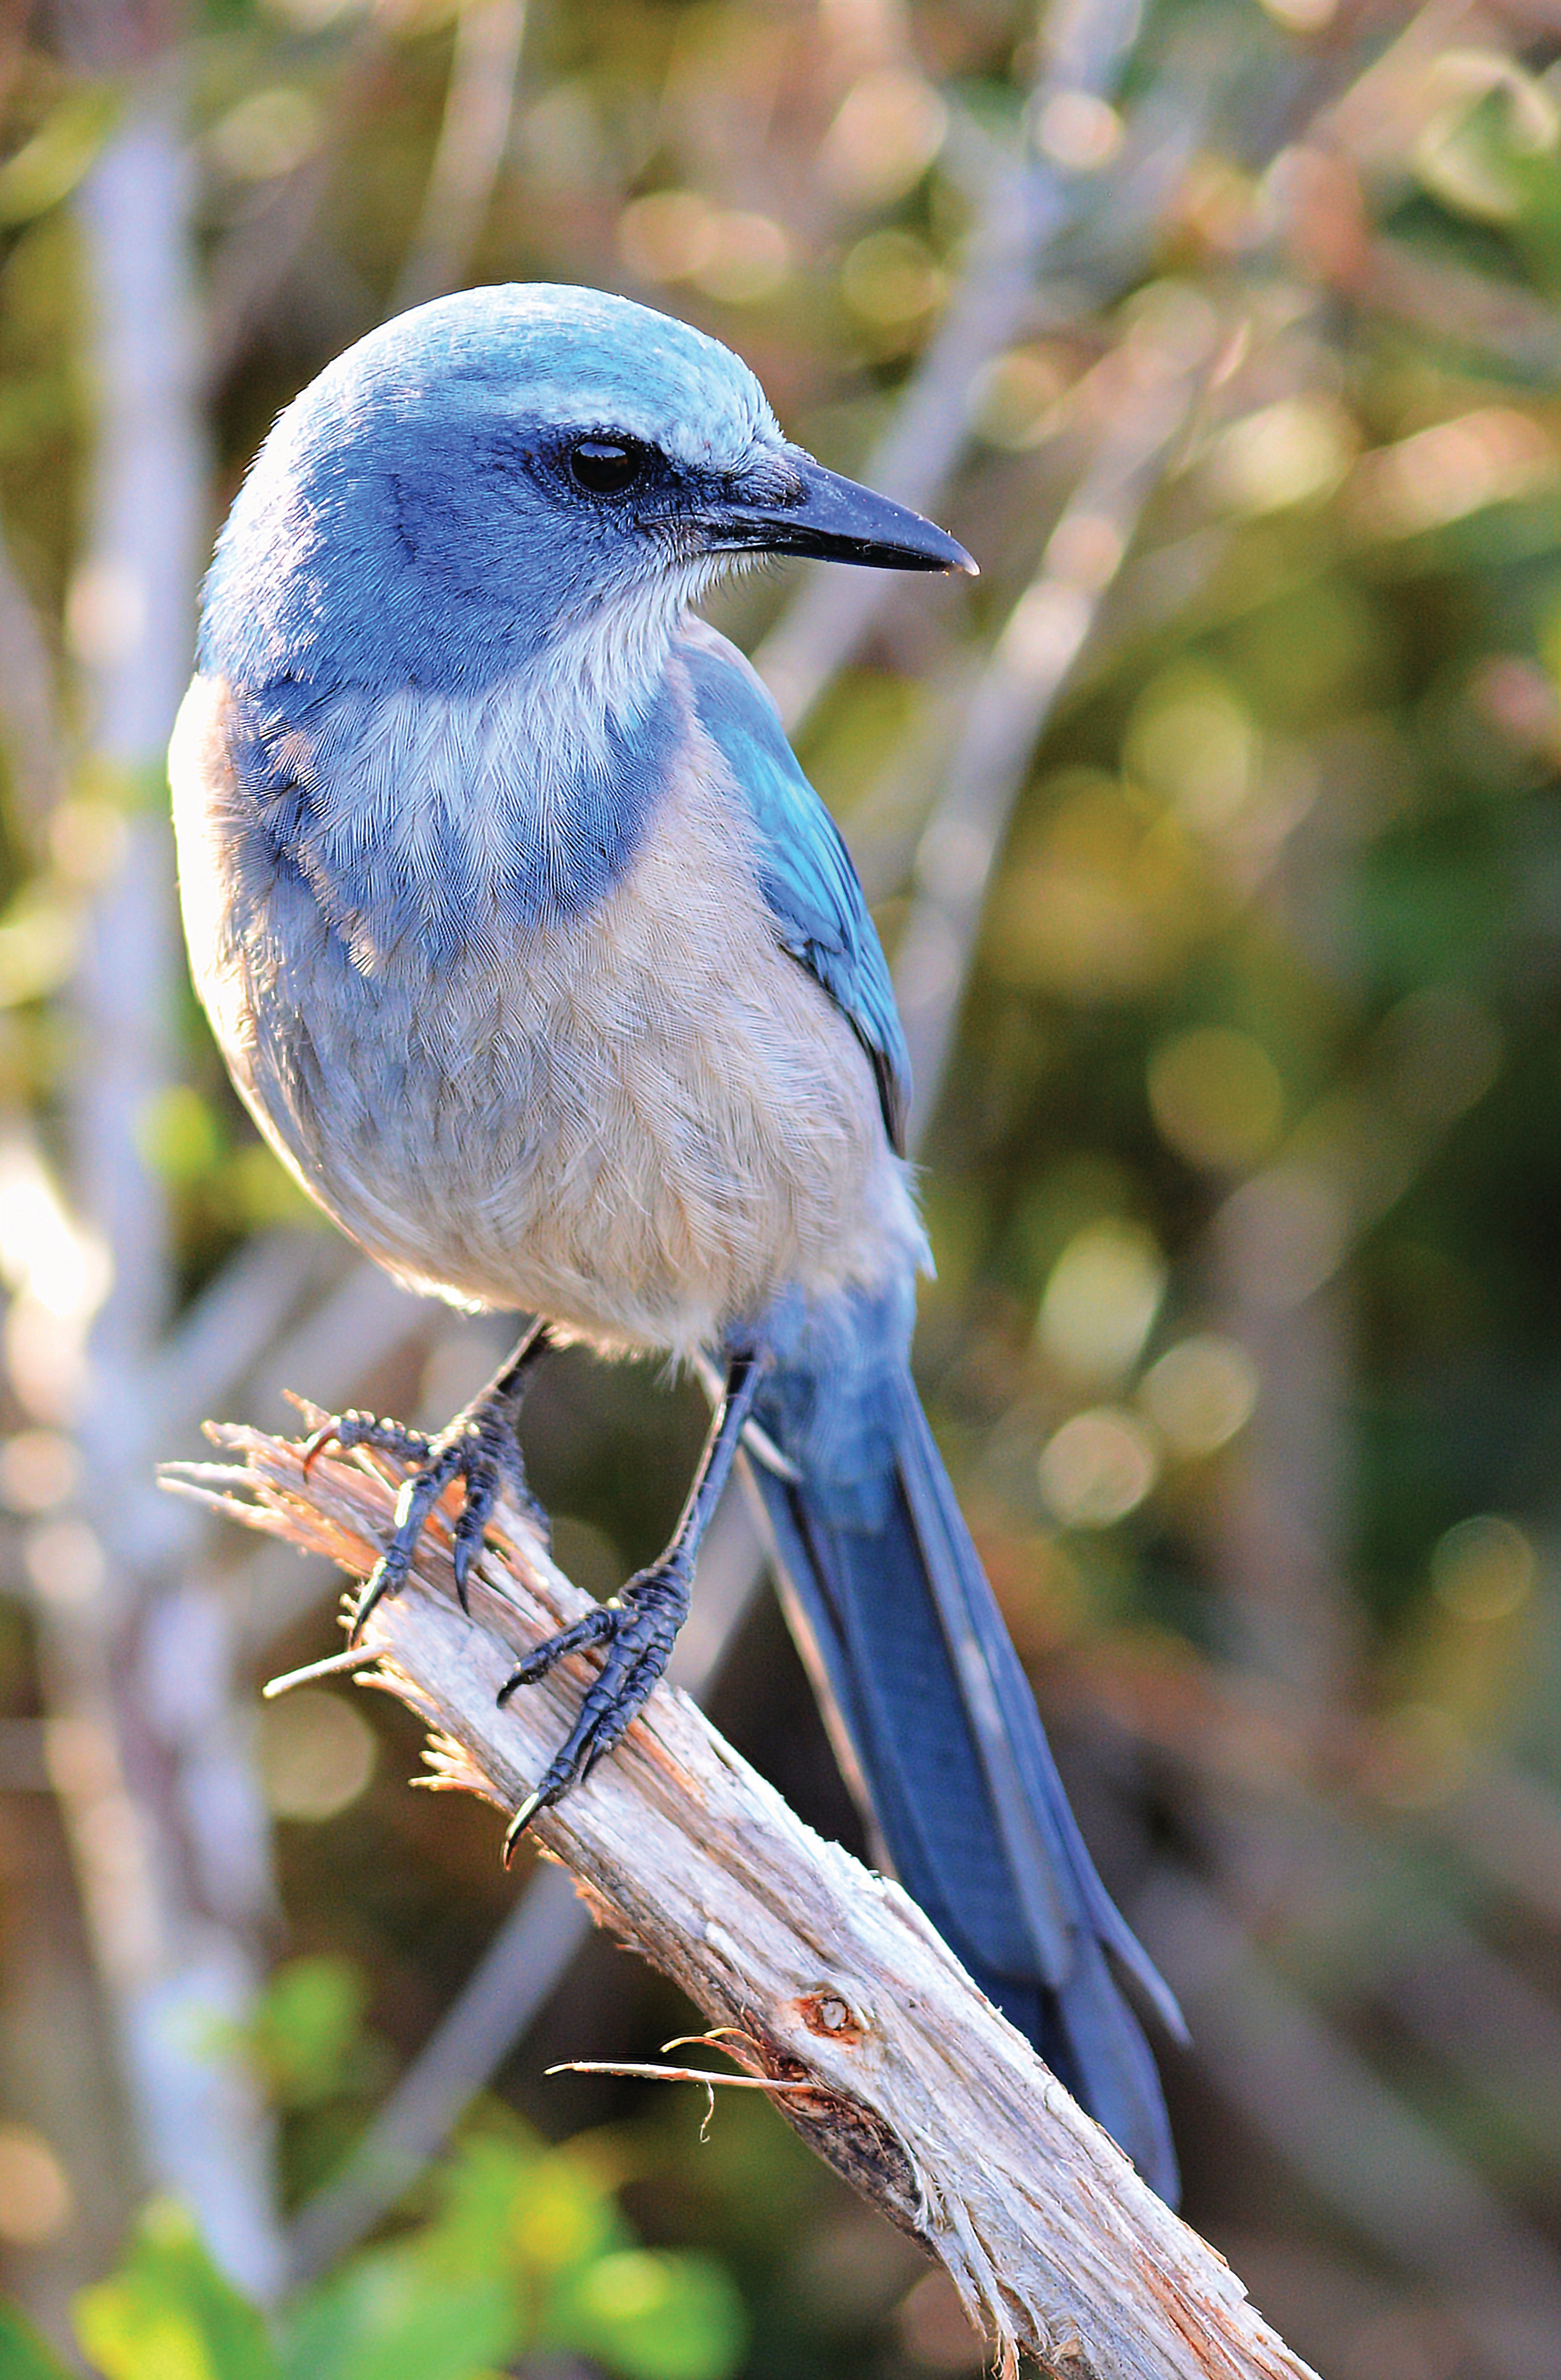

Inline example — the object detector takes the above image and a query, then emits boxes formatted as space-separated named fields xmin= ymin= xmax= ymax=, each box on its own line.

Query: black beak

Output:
xmin=708 ymin=449 xmax=977 ymax=575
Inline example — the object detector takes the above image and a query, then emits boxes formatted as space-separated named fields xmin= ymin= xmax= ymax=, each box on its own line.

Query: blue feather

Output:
xmin=221 ymin=670 xmax=679 ymax=963
xmin=680 ymin=621 xmax=910 ymax=1153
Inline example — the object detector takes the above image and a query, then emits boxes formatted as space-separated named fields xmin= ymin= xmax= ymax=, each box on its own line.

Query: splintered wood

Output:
xmin=166 ymin=1421 xmax=1320 ymax=2380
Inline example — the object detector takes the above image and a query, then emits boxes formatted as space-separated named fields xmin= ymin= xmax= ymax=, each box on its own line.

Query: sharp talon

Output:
xmin=347 ymin=1566 xmax=388 ymax=1644
xmin=296 ymin=1364 xmax=546 ymax=1641
xmin=502 ymin=1790 xmax=544 ymax=1863
xmin=452 ymin=1505 xmax=488 ymax=1613
xmin=299 ymin=1423 xmax=335 ymax=1480
xmin=496 ymin=1606 xmax=612 ymax=1704
xmin=492 ymin=1562 xmax=690 ymax=1815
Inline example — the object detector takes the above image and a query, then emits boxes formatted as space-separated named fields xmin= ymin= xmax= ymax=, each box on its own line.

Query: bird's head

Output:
xmin=201 ymin=284 xmax=973 ymax=702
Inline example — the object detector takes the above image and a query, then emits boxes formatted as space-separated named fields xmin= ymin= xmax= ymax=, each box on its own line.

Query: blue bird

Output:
xmin=171 ymin=284 xmax=1183 ymax=2196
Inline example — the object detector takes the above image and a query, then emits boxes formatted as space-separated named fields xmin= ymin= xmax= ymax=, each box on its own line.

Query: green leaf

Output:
xmin=238 ymin=1957 xmax=369 ymax=2109
xmin=425 ymin=2133 xmax=624 ymax=2282
xmin=0 ymin=87 xmax=120 ymax=226
xmin=278 ymin=2248 xmax=522 ymax=2380
xmin=72 ymin=2202 xmax=278 ymax=2380
xmin=544 ymin=2248 xmax=748 ymax=2380
xmin=0 ymin=2299 xmax=79 ymax=2379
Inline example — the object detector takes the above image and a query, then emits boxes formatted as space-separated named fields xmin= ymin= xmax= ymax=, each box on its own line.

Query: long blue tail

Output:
xmin=746 ymin=1347 xmax=1183 ymax=2202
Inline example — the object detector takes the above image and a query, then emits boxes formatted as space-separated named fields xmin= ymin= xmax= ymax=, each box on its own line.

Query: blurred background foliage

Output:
xmin=2 ymin=0 xmax=1561 ymax=2373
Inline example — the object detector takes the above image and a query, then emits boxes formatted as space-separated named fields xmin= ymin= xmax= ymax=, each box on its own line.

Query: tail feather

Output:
xmin=744 ymin=1365 xmax=1182 ymax=2203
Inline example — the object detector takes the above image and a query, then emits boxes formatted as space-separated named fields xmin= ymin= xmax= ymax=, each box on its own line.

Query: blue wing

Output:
xmin=679 ymin=619 xmax=910 ymax=1153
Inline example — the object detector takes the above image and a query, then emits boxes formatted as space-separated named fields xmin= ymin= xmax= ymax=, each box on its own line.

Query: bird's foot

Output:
xmin=301 ymin=1407 xmax=434 ymax=1474
xmin=300 ymin=1391 xmax=545 ymax=1640
xmin=498 ymin=1556 xmax=691 ymax=1859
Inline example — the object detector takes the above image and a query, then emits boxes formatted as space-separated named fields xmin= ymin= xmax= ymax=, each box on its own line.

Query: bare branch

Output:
xmin=167 ymin=1422 xmax=1320 ymax=2380
xmin=281 ymin=1481 xmax=768 ymax=2276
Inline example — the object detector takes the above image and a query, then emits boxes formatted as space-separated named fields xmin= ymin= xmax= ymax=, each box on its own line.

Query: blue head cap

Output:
xmin=199 ymin=283 xmax=972 ymax=703
xmin=199 ymin=286 xmax=787 ymax=697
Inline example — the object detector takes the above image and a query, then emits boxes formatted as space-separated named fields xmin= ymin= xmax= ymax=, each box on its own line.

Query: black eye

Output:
xmin=568 ymin=437 xmax=648 ymax=496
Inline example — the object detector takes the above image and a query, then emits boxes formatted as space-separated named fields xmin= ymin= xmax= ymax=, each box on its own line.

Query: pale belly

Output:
xmin=171 ymin=676 xmax=924 ymax=1357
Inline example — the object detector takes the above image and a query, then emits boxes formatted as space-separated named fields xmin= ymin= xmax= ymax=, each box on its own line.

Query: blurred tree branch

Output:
xmin=0 ymin=525 xmax=64 ymax=854
xmin=392 ymin=0 xmax=528 ymax=315
xmin=40 ymin=22 xmax=285 ymax=2298
xmin=755 ymin=0 xmax=1147 ymax=730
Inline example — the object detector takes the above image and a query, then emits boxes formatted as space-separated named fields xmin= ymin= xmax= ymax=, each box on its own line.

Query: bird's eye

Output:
xmin=568 ymin=437 xmax=648 ymax=496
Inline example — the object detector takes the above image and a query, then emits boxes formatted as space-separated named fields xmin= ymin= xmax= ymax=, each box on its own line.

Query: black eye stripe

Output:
xmin=568 ymin=437 xmax=651 ymax=496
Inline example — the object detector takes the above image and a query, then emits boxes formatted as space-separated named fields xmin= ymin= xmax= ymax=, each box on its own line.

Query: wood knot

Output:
xmin=795 ymin=1990 xmax=864 ymax=2044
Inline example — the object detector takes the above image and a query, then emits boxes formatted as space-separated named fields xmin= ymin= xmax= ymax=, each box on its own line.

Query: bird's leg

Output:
xmin=500 ymin=1348 xmax=762 ymax=1857
xmin=300 ymin=1320 xmax=555 ymax=1638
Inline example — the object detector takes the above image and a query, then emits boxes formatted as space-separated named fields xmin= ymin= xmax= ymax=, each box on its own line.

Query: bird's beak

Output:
xmin=707 ymin=450 xmax=977 ymax=575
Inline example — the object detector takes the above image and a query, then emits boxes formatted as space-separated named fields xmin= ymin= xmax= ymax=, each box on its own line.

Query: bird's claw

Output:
xmin=500 ymin=1559 xmax=690 ymax=1861
xmin=301 ymin=1409 xmax=432 ymax=1478
xmin=298 ymin=1391 xmax=544 ymax=1641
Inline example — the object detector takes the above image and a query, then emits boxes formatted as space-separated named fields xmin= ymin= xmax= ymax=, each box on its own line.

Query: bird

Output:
xmin=170 ymin=282 xmax=1183 ymax=2197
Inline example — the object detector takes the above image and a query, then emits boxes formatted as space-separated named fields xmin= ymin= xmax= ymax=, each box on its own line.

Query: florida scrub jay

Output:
xmin=171 ymin=284 xmax=1182 ymax=2195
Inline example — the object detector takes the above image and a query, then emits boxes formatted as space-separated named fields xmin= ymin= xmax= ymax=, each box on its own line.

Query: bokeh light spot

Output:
xmin=840 ymin=230 xmax=944 ymax=327
xmin=1140 ymin=1335 xmax=1259 ymax=1456
xmin=1352 ymin=408 xmax=1554 ymax=539
xmin=619 ymin=189 xmax=719 ymax=284
xmin=974 ymin=347 xmax=1069 ymax=450
xmin=583 ymin=2249 xmax=671 ymax=2320
xmin=986 ymin=772 xmax=1213 ymax=1000
xmin=0 ymin=1427 xmax=80 ymax=1514
xmin=1206 ymin=396 xmax=1357 ymax=515
xmin=1430 ymin=1515 xmax=1536 ymax=1622
xmin=208 ymin=87 xmax=323 ymax=181
xmin=694 ymin=213 xmax=790 ymax=305
xmin=24 ymin=1517 xmax=105 ymax=1608
xmin=1147 ymin=1027 xmax=1285 ymax=1170
xmin=1038 ymin=1220 xmax=1166 ymax=1385
xmin=823 ymin=68 xmax=947 ymax=205
xmin=1124 ymin=666 xmax=1257 ymax=830
xmin=0 ymin=2124 xmax=72 ymax=2245
xmin=258 ymin=1687 xmax=376 ymax=1821
xmin=1033 ymin=91 xmax=1122 ymax=172
xmin=1039 ymin=1407 xmax=1159 ymax=1527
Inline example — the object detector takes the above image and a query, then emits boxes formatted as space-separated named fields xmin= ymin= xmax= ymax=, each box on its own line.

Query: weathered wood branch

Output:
xmin=165 ymin=1421 xmax=1321 ymax=2380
